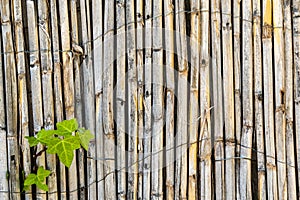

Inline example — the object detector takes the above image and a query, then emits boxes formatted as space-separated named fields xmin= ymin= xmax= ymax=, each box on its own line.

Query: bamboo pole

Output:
xmin=240 ymin=0 xmax=253 ymax=198
xmin=199 ymin=0 xmax=212 ymax=199
xmin=70 ymin=1 xmax=86 ymax=198
xmin=164 ymin=1 xmax=175 ymax=199
xmin=293 ymin=0 xmax=300 ymax=196
xmin=26 ymin=2 xmax=46 ymax=199
xmin=262 ymin=0 xmax=278 ymax=199
xmin=103 ymin=0 xmax=116 ymax=198
xmin=93 ymin=0 xmax=105 ymax=199
xmin=152 ymin=0 xmax=163 ymax=199
xmin=11 ymin=0 xmax=32 ymax=199
xmin=284 ymin=0 xmax=297 ymax=198
xmin=79 ymin=0 xmax=97 ymax=199
xmin=58 ymin=0 xmax=78 ymax=198
xmin=253 ymin=0 xmax=266 ymax=199
xmin=273 ymin=0 xmax=287 ymax=198
xmin=211 ymin=0 xmax=224 ymax=199
xmin=188 ymin=1 xmax=200 ymax=199
xmin=49 ymin=0 xmax=67 ymax=198
xmin=116 ymin=0 xmax=126 ymax=199
xmin=174 ymin=0 xmax=188 ymax=199
xmin=136 ymin=0 xmax=144 ymax=199
xmin=36 ymin=1 xmax=57 ymax=198
xmin=126 ymin=0 xmax=138 ymax=199
xmin=143 ymin=0 xmax=152 ymax=198
xmin=0 ymin=30 xmax=9 ymax=199
xmin=221 ymin=0 xmax=235 ymax=199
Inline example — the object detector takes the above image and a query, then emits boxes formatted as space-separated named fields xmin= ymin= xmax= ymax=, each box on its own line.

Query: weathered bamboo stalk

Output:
xmin=211 ymin=0 xmax=224 ymax=198
xmin=79 ymin=0 xmax=97 ymax=199
xmin=293 ymin=0 xmax=300 ymax=196
xmin=12 ymin=0 xmax=31 ymax=199
xmin=284 ymin=0 xmax=297 ymax=198
xmin=262 ymin=0 xmax=278 ymax=199
xmin=126 ymin=0 xmax=138 ymax=199
xmin=152 ymin=0 xmax=163 ymax=199
xmin=273 ymin=0 xmax=287 ymax=198
xmin=188 ymin=1 xmax=200 ymax=199
xmin=253 ymin=0 xmax=266 ymax=199
xmin=136 ymin=0 xmax=144 ymax=199
xmin=240 ymin=0 xmax=253 ymax=198
xmin=199 ymin=0 xmax=211 ymax=199
xmin=143 ymin=0 xmax=152 ymax=198
xmin=37 ymin=0 xmax=57 ymax=198
xmin=49 ymin=0 xmax=67 ymax=198
xmin=26 ymin=1 xmax=45 ymax=199
xmin=58 ymin=0 xmax=77 ymax=197
xmin=103 ymin=0 xmax=116 ymax=199
xmin=93 ymin=0 xmax=105 ymax=199
xmin=164 ymin=0 xmax=175 ymax=199
xmin=174 ymin=0 xmax=188 ymax=199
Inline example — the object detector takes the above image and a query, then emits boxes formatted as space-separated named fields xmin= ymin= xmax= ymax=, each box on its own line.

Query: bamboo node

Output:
xmin=262 ymin=24 xmax=273 ymax=38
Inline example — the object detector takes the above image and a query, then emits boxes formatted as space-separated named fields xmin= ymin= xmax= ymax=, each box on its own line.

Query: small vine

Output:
xmin=23 ymin=118 xmax=94 ymax=192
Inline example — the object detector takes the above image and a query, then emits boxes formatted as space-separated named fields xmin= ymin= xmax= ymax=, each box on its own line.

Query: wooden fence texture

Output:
xmin=0 ymin=0 xmax=300 ymax=199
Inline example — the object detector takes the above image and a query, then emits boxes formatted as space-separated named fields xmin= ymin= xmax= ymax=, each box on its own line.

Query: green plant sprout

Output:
xmin=23 ymin=118 xmax=94 ymax=192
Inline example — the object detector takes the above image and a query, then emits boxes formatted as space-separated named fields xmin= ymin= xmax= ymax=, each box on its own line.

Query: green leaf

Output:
xmin=47 ymin=136 xmax=81 ymax=167
xmin=36 ymin=129 xmax=58 ymax=145
xmin=23 ymin=167 xmax=51 ymax=192
xmin=36 ymin=181 xmax=49 ymax=192
xmin=24 ymin=174 xmax=37 ymax=186
xmin=77 ymin=128 xmax=94 ymax=151
xmin=56 ymin=118 xmax=78 ymax=136
xmin=25 ymin=136 xmax=39 ymax=147
xmin=37 ymin=166 xmax=51 ymax=182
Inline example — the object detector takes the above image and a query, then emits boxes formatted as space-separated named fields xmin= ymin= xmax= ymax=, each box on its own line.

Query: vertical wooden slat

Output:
xmin=174 ymin=0 xmax=188 ymax=199
xmin=164 ymin=0 xmax=175 ymax=199
xmin=211 ymin=0 xmax=224 ymax=198
xmin=136 ymin=0 xmax=144 ymax=199
xmin=143 ymin=0 xmax=152 ymax=198
xmin=103 ymin=0 xmax=116 ymax=198
xmin=188 ymin=1 xmax=200 ymax=199
xmin=262 ymin=0 xmax=278 ymax=199
xmin=284 ymin=0 xmax=297 ymax=198
xmin=253 ymin=0 xmax=266 ymax=198
xmin=126 ymin=0 xmax=138 ymax=199
xmin=116 ymin=0 xmax=126 ymax=199
xmin=92 ymin=0 xmax=105 ymax=199
xmin=11 ymin=0 xmax=32 ymax=199
xmin=240 ymin=0 xmax=253 ymax=198
xmin=26 ymin=1 xmax=45 ymax=199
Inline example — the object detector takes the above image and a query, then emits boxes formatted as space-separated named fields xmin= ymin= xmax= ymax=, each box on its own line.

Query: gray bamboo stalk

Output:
xmin=152 ymin=0 xmax=163 ymax=199
xmin=12 ymin=0 xmax=32 ymax=199
xmin=26 ymin=2 xmax=45 ymax=199
xmin=93 ymin=0 xmax=105 ymax=199
xmin=293 ymin=0 xmax=300 ymax=196
xmin=143 ymin=0 xmax=152 ymax=198
xmin=240 ymin=0 xmax=253 ymax=198
xmin=164 ymin=0 xmax=175 ymax=199
xmin=262 ymin=0 xmax=278 ymax=198
xmin=211 ymin=0 xmax=224 ymax=199
xmin=79 ymin=0 xmax=97 ymax=199
xmin=188 ymin=1 xmax=200 ymax=199
xmin=70 ymin=1 xmax=86 ymax=198
xmin=199 ymin=0 xmax=211 ymax=199
xmin=253 ymin=0 xmax=266 ymax=198
xmin=136 ymin=0 xmax=144 ymax=199
xmin=284 ymin=0 xmax=297 ymax=198
xmin=50 ymin=0 xmax=66 ymax=198
xmin=273 ymin=0 xmax=287 ymax=198
xmin=37 ymin=1 xmax=57 ymax=198
xmin=58 ymin=1 xmax=77 ymax=198
xmin=221 ymin=0 xmax=235 ymax=199
xmin=126 ymin=0 xmax=138 ymax=199
xmin=103 ymin=0 xmax=116 ymax=199
xmin=116 ymin=0 xmax=126 ymax=198
xmin=174 ymin=0 xmax=188 ymax=199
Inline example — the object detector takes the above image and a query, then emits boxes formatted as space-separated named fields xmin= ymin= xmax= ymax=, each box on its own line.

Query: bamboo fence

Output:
xmin=0 ymin=0 xmax=300 ymax=199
